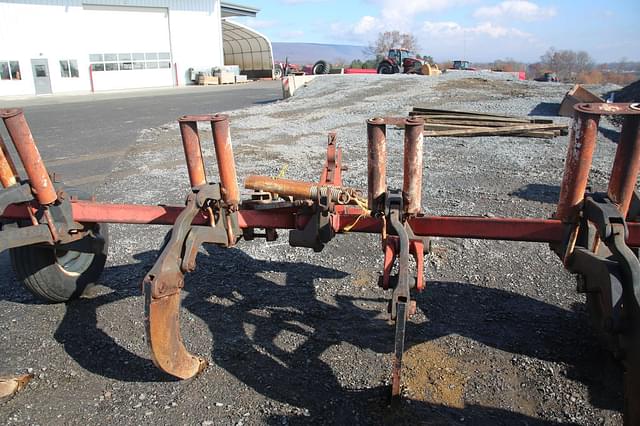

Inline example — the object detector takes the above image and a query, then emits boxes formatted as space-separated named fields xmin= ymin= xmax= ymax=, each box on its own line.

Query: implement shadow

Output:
xmin=509 ymin=183 xmax=560 ymax=204
xmin=414 ymin=281 xmax=622 ymax=415
xmin=53 ymin=249 xmax=177 ymax=382
xmin=180 ymin=246 xmax=622 ymax=423
xmin=4 ymin=240 xmax=622 ymax=419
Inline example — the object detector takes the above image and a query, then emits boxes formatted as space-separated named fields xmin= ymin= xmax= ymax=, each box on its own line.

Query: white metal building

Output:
xmin=0 ymin=0 xmax=272 ymax=96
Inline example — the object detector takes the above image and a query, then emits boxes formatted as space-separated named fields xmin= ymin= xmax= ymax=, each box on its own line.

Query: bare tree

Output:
xmin=540 ymin=47 xmax=594 ymax=82
xmin=367 ymin=31 xmax=419 ymax=57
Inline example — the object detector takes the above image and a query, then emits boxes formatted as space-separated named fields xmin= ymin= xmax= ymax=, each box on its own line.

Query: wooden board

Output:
xmin=558 ymin=84 xmax=604 ymax=117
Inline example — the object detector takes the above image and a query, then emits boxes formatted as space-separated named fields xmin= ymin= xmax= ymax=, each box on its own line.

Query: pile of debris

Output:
xmin=403 ymin=107 xmax=568 ymax=139
xmin=613 ymin=79 xmax=640 ymax=103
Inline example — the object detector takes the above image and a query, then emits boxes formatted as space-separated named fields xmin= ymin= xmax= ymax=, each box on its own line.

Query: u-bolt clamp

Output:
xmin=288 ymin=190 xmax=335 ymax=252
xmin=568 ymin=194 xmax=640 ymax=351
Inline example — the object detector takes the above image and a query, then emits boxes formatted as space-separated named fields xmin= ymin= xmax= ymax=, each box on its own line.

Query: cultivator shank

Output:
xmin=1 ymin=103 xmax=640 ymax=422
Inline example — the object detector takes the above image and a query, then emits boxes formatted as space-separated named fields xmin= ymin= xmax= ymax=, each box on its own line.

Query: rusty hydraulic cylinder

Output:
xmin=608 ymin=115 xmax=640 ymax=217
xmin=403 ymin=117 xmax=425 ymax=215
xmin=245 ymin=175 xmax=357 ymax=205
xmin=178 ymin=117 xmax=207 ymax=188
xmin=211 ymin=115 xmax=240 ymax=207
xmin=0 ymin=135 xmax=19 ymax=188
xmin=555 ymin=111 xmax=600 ymax=222
xmin=0 ymin=109 xmax=57 ymax=205
xmin=246 ymin=175 xmax=315 ymax=200
xmin=367 ymin=118 xmax=387 ymax=213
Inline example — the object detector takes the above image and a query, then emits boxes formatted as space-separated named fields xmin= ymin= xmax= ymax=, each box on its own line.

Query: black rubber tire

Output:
xmin=377 ymin=62 xmax=394 ymax=74
xmin=9 ymin=191 xmax=109 ymax=303
xmin=312 ymin=60 xmax=330 ymax=75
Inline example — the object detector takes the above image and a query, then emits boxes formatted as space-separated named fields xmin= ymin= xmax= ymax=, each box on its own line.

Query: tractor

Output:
xmin=451 ymin=60 xmax=476 ymax=71
xmin=376 ymin=48 xmax=426 ymax=75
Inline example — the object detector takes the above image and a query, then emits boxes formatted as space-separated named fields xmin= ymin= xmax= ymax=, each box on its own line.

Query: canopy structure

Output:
xmin=222 ymin=19 xmax=274 ymax=79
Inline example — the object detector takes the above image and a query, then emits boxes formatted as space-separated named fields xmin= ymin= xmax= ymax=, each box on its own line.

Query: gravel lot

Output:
xmin=0 ymin=72 xmax=627 ymax=425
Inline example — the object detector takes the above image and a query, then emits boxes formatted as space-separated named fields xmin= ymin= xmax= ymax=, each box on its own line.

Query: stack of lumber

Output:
xmin=408 ymin=107 xmax=568 ymax=138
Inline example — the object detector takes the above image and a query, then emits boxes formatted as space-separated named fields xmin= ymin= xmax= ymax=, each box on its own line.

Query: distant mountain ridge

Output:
xmin=272 ymin=42 xmax=369 ymax=64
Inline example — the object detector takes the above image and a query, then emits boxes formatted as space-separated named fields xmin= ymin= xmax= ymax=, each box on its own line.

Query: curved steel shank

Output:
xmin=142 ymin=184 xmax=233 ymax=379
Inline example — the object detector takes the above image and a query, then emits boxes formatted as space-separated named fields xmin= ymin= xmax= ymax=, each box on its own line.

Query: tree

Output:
xmin=334 ymin=57 xmax=347 ymax=68
xmin=350 ymin=59 xmax=363 ymax=69
xmin=491 ymin=58 xmax=525 ymax=72
xmin=423 ymin=55 xmax=435 ymax=65
xmin=368 ymin=31 xmax=418 ymax=57
xmin=539 ymin=47 xmax=595 ymax=82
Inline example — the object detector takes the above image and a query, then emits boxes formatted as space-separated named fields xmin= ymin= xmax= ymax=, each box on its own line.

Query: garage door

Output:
xmin=83 ymin=5 xmax=173 ymax=91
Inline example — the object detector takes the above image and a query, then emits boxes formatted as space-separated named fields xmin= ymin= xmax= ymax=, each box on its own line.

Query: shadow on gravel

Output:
xmin=416 ymin=281 xmax=623 ymax=416
xmin=182 ymin=247 xmax=621 ymax=423
xmin=53 ymin=249 xmax=177 ymax=382
xmin=8 ymin=242 xmax=621 ymax=422
xmin=254 ymin=98 xmax=280 ymax=105
xmin=599 ymin=127 xmax=621 ymax=144
xmin=529 ymin=102 xmax=560 ymax=117
xmin=264 ymin=392 xmax=567 ymax=426
xmin=509 ymin=183 xmax=560 ymax=204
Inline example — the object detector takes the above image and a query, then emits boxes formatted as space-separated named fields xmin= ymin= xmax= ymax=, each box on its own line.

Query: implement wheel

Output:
xmin=9 ymin=190 xmax=109 ymax=303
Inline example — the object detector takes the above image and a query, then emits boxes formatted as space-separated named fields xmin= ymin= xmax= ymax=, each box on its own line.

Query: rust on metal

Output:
xmin=320 ymin=132 xmax=343 ymax=186
xmin=367 ymin=117 xmax=387 ymax=213
xmin=9 ymin=201 xmax=640 ymax=246
xmin=4 ymin=105 xmax=640 ymax=420
xmin=0 ymin=135 xmax=19 ymax=188
xmin=245 ymin=175 xmax=363 ymax=205
xmin=211 ymin=114 xmax=240 ymax=207
xmin=144 ymin=285 xmax=208 ymax=379
xmin=555 ymin=110 xmax=600 ymax=222
xmin=403 ymin=117 xmax=425 ymax=215
xmin=574 ymin=102 xmax=640 ymax=116
xmin=0 ymin=109 xmax=57 ymax=205
xmin=178 ymin=117 xmax=207 ymax=187
xmin=608 ymin=115 xmax=640 ymax=217
xmin=0 ymin=373 xmax=33 ymax=403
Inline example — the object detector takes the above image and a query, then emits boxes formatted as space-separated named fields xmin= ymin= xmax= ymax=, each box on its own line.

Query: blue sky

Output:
xmin=231 ymin=0 xmax=639 ymax=63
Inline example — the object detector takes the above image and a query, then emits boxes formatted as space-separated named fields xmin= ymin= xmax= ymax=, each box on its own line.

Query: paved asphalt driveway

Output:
xmin=0 ymin=80 xmax=281 ymax=280
xmin=0 ymin=81 xmax=282 ymax=191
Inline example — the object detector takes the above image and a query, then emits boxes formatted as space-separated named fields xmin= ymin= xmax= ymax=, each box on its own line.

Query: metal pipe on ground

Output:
xmin=367 ymin=118 xmax=387 ymax=213
xmin=555 ymin=110 xmax=600 ymax=222
xmin=608 ymin=115 xmax=640 ymax=218
xmin=403 ymin=117 xmax=424 ymax=215
xmin=0 ymin=135 xmax=19 ymax=188
xmin=211 ymin=114 xmax=240 ymax=208
xmin=0 ymin=109 xmax=57 ymax=205
xmin=178 ymin=116 xmax=208 ymax=188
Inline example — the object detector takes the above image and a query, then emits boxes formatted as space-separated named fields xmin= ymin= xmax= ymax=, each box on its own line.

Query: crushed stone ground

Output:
xmin=0 ymin=72 xmax=627 ymax=425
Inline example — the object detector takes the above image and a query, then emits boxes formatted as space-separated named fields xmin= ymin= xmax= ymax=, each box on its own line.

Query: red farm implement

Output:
xmin=0 ymin=104 xmax=639 ymax=422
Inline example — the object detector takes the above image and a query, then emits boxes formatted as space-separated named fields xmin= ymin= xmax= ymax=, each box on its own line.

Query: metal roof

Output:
xmin=222 ymin=18 xmax=273 ymax=75
xmin=220 ymin=1 xmax=259 ymax=17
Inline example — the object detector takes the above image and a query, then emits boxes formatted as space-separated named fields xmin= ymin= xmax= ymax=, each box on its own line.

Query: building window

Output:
xmin=60 ymin=59 xmax=79 ymax=78
xmin=0 ymin=60 xmax=21 ymax=80
xmin=89 ymin=52 xmax=171 ymax=71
